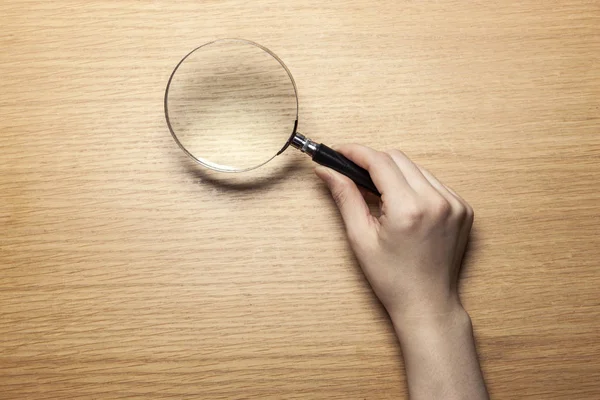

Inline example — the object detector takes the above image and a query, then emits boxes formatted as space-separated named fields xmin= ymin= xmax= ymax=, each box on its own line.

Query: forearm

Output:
xmin=392 ymin=304 xmax=489 ymax=400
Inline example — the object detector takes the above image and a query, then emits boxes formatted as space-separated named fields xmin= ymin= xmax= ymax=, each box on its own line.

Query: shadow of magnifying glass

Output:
xmin=179 ymin=154 xmax=301 ymax=193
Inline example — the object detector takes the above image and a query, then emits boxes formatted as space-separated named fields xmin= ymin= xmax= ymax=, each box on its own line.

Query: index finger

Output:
xmin=335 ymin=144 xmax=414 ymax=200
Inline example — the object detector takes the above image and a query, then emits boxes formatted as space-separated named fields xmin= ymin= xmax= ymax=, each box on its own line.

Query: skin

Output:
xmin=315 ymin=144 xmax=489 ymax=400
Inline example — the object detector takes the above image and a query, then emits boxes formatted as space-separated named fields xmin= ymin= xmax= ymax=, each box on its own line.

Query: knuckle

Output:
xmin=331 ymin=187 xmax=348 ymax=208
xmin=376 ymin=152 xmax=401 ymax=172
xmin=386 ymin=149 xmax=404 ymax=158
xmin=402 ymin=203 xmax=426 ymax=227
xmin=330 ymin=180 xmax=353 ymax=207
xmin=455 ymin=206 xmax=467 ymax=223
xmin=466 ymin=204 xmax=475 ymax=222
xmin=431 ymin=198 xmax=452 ymax=219
xmin=380 ymin=151 xmax=396 ymax=164
xmin=454 ymin=199 xmax=474 ymax=223
xmin=384 ymin=156 xmax=400 ymax=171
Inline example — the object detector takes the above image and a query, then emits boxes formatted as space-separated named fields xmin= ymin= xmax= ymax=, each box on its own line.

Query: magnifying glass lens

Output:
xmin=166 ymin=40 xmax=298 ymax=171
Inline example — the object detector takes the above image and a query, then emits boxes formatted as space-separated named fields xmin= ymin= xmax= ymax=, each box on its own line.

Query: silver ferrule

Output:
xmin=290 ymin=133 xmax=319 ymax=157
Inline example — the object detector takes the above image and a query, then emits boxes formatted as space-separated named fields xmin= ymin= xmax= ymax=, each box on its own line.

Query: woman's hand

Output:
xmin=316 ymin=144 xmax=488 ymax=400
xmin=315 ymin=144 xmax=473 ymax=322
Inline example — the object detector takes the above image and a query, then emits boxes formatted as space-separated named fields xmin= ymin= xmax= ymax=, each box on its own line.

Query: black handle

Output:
xmin=312 ymin=144 xmax=380 ymax=196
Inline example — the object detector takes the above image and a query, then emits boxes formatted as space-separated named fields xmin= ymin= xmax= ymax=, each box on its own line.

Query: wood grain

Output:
xmin=1 ymin=1 xmax=599 ymax=399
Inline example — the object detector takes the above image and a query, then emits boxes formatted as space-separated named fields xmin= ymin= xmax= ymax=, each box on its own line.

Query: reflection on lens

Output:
xmin=166 ymin=39 xmax=298 ymax=171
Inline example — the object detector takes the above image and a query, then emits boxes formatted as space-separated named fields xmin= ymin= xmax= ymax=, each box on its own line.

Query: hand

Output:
xmin=315 ymin=144 xmax=473 ymax=322
xmin=316 ymin=144 xmax=488 ymax=400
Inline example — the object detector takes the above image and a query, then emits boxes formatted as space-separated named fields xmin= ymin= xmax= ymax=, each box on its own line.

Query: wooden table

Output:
xmin=1 ymin=1 xmax=599 ymax=399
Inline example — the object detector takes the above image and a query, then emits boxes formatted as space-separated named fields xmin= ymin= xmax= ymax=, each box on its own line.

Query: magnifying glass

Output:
xmin=164 ymin=38 xmax=379 ymax=195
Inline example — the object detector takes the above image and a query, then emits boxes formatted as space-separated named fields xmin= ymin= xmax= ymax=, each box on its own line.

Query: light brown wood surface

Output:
xmin=1 ymin=1 xmax=599 ymax=399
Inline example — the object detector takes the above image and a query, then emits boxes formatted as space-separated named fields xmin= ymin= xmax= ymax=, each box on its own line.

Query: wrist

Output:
xmin=389 ymin=298 xmax=471 ymax=342
xmin=388 ymin=300 xmax=488 ymax=400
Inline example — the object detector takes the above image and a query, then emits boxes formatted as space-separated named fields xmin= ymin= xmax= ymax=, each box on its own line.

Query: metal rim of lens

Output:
xmin=164 ymin=38 xmax=299 ymax=173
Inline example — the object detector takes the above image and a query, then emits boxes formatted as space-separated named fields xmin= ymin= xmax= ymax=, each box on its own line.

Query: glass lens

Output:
xmin=165 ymin=39 xmax=298 ymax=171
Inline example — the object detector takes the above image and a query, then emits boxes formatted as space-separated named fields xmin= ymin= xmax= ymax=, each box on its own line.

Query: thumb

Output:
xmin=315 ymin=166 xmax=372 ymax=239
